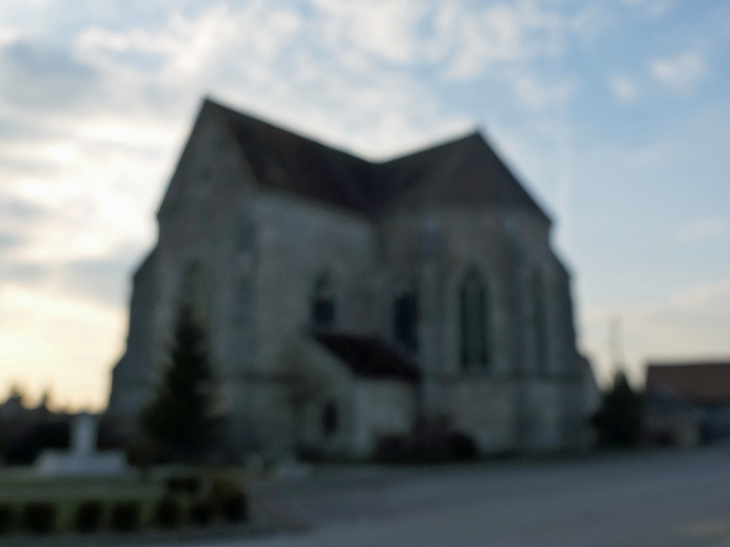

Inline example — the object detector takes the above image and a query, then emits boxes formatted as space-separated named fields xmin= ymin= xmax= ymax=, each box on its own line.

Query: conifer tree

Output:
xmin=143 ymin=304 xmax=216 ymax=461
xmin=592 ymin=371 xmax=642 ymax=448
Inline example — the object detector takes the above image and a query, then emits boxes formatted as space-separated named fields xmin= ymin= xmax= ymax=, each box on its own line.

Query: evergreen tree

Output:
xmin=592 ymin=371 xmax=642 ymax=448
xmin=143 ymin=304 xmax=217 ymax=461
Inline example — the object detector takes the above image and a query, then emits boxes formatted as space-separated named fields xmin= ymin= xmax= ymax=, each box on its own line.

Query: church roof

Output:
xmin=207 ymin=99 xmax=550 ymax=222
xmin=312 ymin=332 xmax=421 ymax=383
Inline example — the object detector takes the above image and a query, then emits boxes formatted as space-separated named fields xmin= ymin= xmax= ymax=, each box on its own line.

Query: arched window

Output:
xmin=531 ymin=271 xmax=549 ymax=375
xmin=322 ymin=401 xmax=338 ymax=436
xmin=460 ymin=268 xmax=488 ymax=369
xmin=311 ymin=272 xmax=335 ymax=328
xmin=394 ymin=292 xmax=418 ymax=352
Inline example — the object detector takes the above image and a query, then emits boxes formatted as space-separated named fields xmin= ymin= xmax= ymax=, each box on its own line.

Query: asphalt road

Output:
xmin=160 ymin=448 xmax=730 ymax=547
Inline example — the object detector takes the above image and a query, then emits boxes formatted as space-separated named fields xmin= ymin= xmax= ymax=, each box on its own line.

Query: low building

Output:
xmin=644 ymin=362 xmax=730 ymax=445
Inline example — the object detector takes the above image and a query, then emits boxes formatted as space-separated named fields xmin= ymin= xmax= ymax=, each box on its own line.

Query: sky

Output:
xmin=0 ymin=0 xmax=729 ymax=410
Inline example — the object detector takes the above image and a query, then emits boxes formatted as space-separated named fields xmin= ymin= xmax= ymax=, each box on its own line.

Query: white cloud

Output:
xmin=675 ymin=220 xmax=723 ymax=243
xmin=650 ymin=53 xmax=707 ymax=93
xmin=441 ymin=1 xmax=565 ymax=80
xmin=608 ymin=74 xmax=638 ymax=103
xmin=0 ymin=25 xmax=19 ymax=45
xmin=512 ymin=73 xmax=576 ymax=111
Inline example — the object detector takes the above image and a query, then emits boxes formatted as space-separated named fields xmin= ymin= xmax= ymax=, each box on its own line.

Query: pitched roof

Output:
xmin=312 ymin=332 xmax=420 ymax=383
xmin=645 ymin=362 xmax=730 ymax=406
xmin=208 ymin=99 xmax=550 ymax=222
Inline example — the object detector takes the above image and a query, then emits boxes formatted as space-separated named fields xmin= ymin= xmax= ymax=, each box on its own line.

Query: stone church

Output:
xmin=106 ymin=98 xmax=594 ymax=460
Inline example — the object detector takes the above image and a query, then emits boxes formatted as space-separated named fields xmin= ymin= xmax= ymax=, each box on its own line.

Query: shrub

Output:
xmin=0 ymin=503 xmax=14 ymax=535
xmin=189 ymin=501 xmax=213 ymax=526
xmin=592 ymin=371 xmax=641 ymax=448
xmin=110 ymin=501 xmax=141 ymax=532
xmin=166 ymin=475 xmax=201 ymax=495
xmin=221 ymin=493 xmax=247 ymax=523
xmin=125 ymin=436 xmax=163 ymax=475
xmin=376 ymin=435 xmax=410 ymax=462
xmin=22 ymin=502 xmax=55 ymax=534
xmin=448 ymin=433 xmax=477 ymax=460
xmin=154 ymin=497 xmax=180 ymax=529
xmin=75 ymin=501 xmax=103 ymax=533
xmin=212 ymin=476 xmax=248 ymax=523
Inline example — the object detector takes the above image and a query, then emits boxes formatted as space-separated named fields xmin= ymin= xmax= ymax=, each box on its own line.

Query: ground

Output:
xmin=110 ymin=448 xmax=730 ymax=546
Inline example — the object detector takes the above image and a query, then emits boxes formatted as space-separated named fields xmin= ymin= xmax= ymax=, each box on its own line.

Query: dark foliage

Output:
xmin=75 ymin=501 xmax=103 ymax=533
xmin=592 ymin=371 xmax=642 ymax=448
xmin=221 ymin=493 xmax=248 ymax=523
xmin=110 ymin=501 xmax=140 ymax=532
xmin=448 ymin=433 xmax=477 ymax=460
xmin=212 ymin=476 xmax=248 ymax=522
xmin=3 ymin=422 xmax=70 ymax=465
xmin=0 ymin=504 xmax=14 ymax=534
xmin=375 ymin=435 xmax=410 ymax=462
xmin=166 ymin=475 xmax=201 ymax=495
xmin=22 ymin=502 xmax=55 ymax=534
xmin=125 ymin=436 xmax=162 ymax=476
xmin=155 ymin=497 xmax=180 ymax=529
xmin=142 ymin=304 xmax=217 ymax=462
xmin=189 ymin=501 xmax=213 ymax=526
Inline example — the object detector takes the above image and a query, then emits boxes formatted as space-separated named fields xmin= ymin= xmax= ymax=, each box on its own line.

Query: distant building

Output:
xmin=106 ymin=98 xmax=596 ymax=460
xmin=644 ymin=362 xmax=730 ymax=445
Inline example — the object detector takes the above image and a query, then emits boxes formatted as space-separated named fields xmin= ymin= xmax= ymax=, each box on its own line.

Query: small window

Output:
xmin=322 ymin=401 xmax=338 ymax=436
xmin=460 ymin=268 xmax=488 ymax=369
xmin=394 ymin=293 xmax=418 ymax=352
xmin=312 ymin=273 xmax=335 ymax=328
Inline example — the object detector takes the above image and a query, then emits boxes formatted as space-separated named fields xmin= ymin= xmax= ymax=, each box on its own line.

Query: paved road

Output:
xmin=164 ymin=448 xmax=730 ymax=547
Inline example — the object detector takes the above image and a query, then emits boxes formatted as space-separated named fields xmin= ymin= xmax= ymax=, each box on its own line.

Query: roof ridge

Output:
xmin=199 ymin=98 xmax=549 ymax=220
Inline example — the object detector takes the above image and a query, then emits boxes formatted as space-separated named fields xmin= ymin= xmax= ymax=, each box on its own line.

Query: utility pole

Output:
xmin=608 ymin=316 xmax=625 ymax=376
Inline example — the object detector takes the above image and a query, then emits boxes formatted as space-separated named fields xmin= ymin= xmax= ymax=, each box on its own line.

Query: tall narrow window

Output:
xmin=322 ymin=401 xmax=338 ymax=436
xmin=531 ymin=272 xmax=549 ymax=375
xmin=311 ymin=272 xmax=335 ymax=328
xmin=394 ymin=293 xmax=418 ymax=352
xmin=460 ymin=268 xmax=488 ymax=369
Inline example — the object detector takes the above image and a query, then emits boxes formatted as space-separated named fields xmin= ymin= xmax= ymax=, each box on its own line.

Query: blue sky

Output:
xmin=1 ymin=0 xmax=729 ymax=409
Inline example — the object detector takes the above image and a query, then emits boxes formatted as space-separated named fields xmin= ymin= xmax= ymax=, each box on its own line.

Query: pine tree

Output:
xmin=143 ymin=304 xmax=216 ymax=461
xmin=592 ymin=371 xmax=642 ymax=448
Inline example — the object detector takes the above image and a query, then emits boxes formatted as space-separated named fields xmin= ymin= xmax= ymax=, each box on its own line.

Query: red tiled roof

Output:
xmin=645 ymin=362 xmax=730 ymax=406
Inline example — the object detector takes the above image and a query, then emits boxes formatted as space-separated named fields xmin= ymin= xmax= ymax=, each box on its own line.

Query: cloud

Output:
xmin=0 ymin=232 xmax=24 ymax=250
xmin=0 ymin=197 xmax=46 ymax=220
xmin=0 ymin=261 xmax=49 ymax=283
xmin=0 ymin=40 xmax=98 ymax=109
xmin=61 ymin=256 xmax=132 ymax=306
xmin=608 ymin=74 xmax=638 ymax=103
xmin=439 ymin=2 xmax=564 ymax=80
xmin=650 ymin=53 xmax=707 ymax=93
xmin=675 ymin=220 xmax=723 ymax=243
xmin=512 ymin=73 xmax=576 ymax=111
